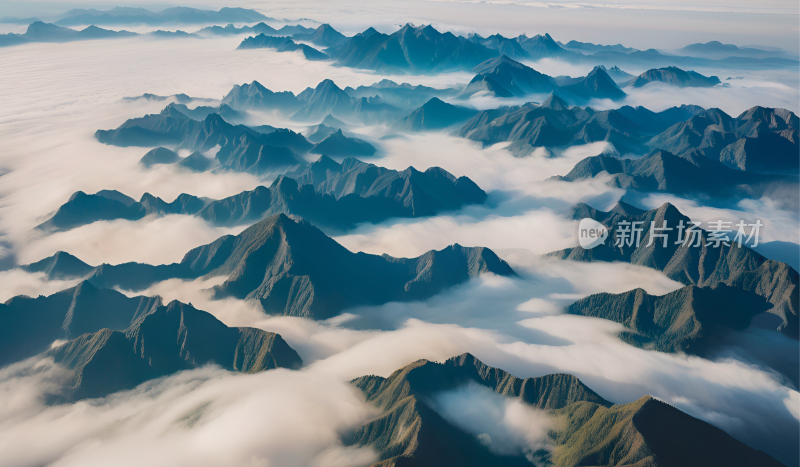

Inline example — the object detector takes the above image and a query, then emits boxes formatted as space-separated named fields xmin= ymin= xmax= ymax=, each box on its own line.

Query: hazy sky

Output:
xmin=1 ymin=0 xmax=799 ymax=53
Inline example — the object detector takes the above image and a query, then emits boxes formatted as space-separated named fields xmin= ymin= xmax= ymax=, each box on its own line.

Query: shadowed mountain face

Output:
xmin=48 ymin=299 xmax=301 ymax=400
xmin=559 ymin=66 xmax=626 ymax=101
xmin=96 ymin=108 xmax=307 ymax=174
xmin=237 ymin=34 xmax=329 ymax=61
xmin=35 ymin=189 xmax=209 ymax=232
xmin=348 ymin=353 xmax=784 ymax=467
xmin=458 ymin=56 xmax=623 ymax=102
xmin=467 ymin=33 xmax=531 ymax=60
xmin=196 ymin=156 xmax=487 ymax=229
xmin=459 ymin=55 xmax=557 ymax=98
xmin=345 ymin=79 xmax=460 ymax=109
xmin=567 ymin=284 xmax=773 ymax=353
xmin=24 ymin=214 xmax=513 ymax=320
xmin=293 ymin=79 xmax=405 ymax=124
xmin=310 ymin=129 xmax=376 ymax=156
xmin=220 ymin=80 xmax=302 ymax=113
xmin=454 ymin=100 xmax=798 ymax=166
xmin=0 ymin=280 xmax=159 ymax=367
xmin=221 ymin=79 xmax=405 ymax=125
xmin=514 ymin=33 xmax=582 ymax=61
xmin=604 ymin=65 xmax=635 ymax=83
xmin=392 ymin=97 xmax=478 ymax=131
xmin=33 ymin=156 xmax=486 ymax=232
xmin=325 ymin=23 xmax=499 ymax=73
xmin=629 ymin=66 xmax=721 ymax=88
xmin=647 ymin=106 xmax=799 ymax=174
xmin=551 ymin=148 xmax=791 ymax=201
xmin=453 ymin=95 xmax=704 ymax=156
xmin=20 ymin=250 xmax=95 ymax=279
xmin=548 ymin=202 xmax=799 ymax=338
xmin=139 ymin=146 xmax=180 ymax=167
xmin=292 ymin=24 xmax=347 ymax=47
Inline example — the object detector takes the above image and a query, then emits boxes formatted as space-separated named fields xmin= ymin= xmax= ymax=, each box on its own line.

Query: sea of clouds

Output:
xmin=0 ymin=17 xmax=798 ymax=467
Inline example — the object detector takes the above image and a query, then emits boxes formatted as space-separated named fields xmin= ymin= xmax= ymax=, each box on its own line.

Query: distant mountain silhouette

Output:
xmin=604 ymin=65 xmax=635 ymax=83
xmin=292 ymin=24 xmax=347 ymax=47
xmin=392 ymin=97 xmax=478 ymax=131
xmin=678 ymin=41 xmax=786 ymax=59
xmin=467 ymin=33 xmax=530 ymax=60
xmin=55 ymin=6 xmax=269 ymax=26
xmin=0 ymin=21 xmax=137 ymax=47
xmin=310 ymin=129 xmax=376 ymax=156
xmin=195 ymin=22 xmax=279 ymax=37
xmin=628 ymin=66 xmax=721 ymax=88
xmin=238 ymin=34 xmax=329 ymax=60
xmin=345 ymin=79 xmax=460 ymax=109
xmin=514 ymin=32 xmax=582 ymax=60
xmin=324 ymin=23 xmax=499 ymax=73
xmin=560 ymin=40 xmax=637 ymax=55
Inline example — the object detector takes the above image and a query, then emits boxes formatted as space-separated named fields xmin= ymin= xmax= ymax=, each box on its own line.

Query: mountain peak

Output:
xmin=541 ymin=92 xmax=569 ymax=110
xmin=609 ymin=200 xmax=647 ymax=217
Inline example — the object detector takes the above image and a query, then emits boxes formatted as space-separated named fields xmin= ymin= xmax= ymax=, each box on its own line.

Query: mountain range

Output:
xmin=454 ymin=98 xmax=798 ymax=167
xmin=453 ymin=94 xmax=704 ymax=156
xmin=322 ymin=24 xmax=499 ymax=73
xmin=677 ymin=41 xmax=790 ymax=60
xmin=234 ymin=23 xmax=798 ymax=73
xmin=237 ymin=34 xmax=329 ymax=61
xmin=567 ymin=284 xmax=775 ymax=353
xmin=24 ymin=214 xmax=514 ymax=319
xmin=198 ymin=22 xmax=343 ymax=47
xmin=0 ymin=21 xmax=139 ymax=47
xmin=0 ymin=280 xmax=159 ymax=367
xmin=49 ymin=299 xmax=301 ymax=399
xmin=646 ymin=106 xmax=799 ymax=173
xmin=344 ymin=80 xmax=460 ymax=109
xmin=627 ymin=67 xmax=721 ymax=88
xmin=220 ymin=79 xmax=407 ymax=125
xmin=95 ymin=103 xmax=380 ymax=174
xmin=35 ymin=156 xmax=486 ymax=232
xmin=547 ymin=202 xmax=799 ymax=338
xmin=54 ymin=6 xmax=269 ymax=26
xmin=551 ymin=148 xmax=791 ymax=201
xmin=346 ymin=353 xmax=785 ymax=466
xmin=0 ymin=279 xmax=301 ymax=399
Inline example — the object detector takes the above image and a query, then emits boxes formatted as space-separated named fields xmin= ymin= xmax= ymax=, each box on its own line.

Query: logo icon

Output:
xmin=578 ymin=218 xmax=608 ymax=249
